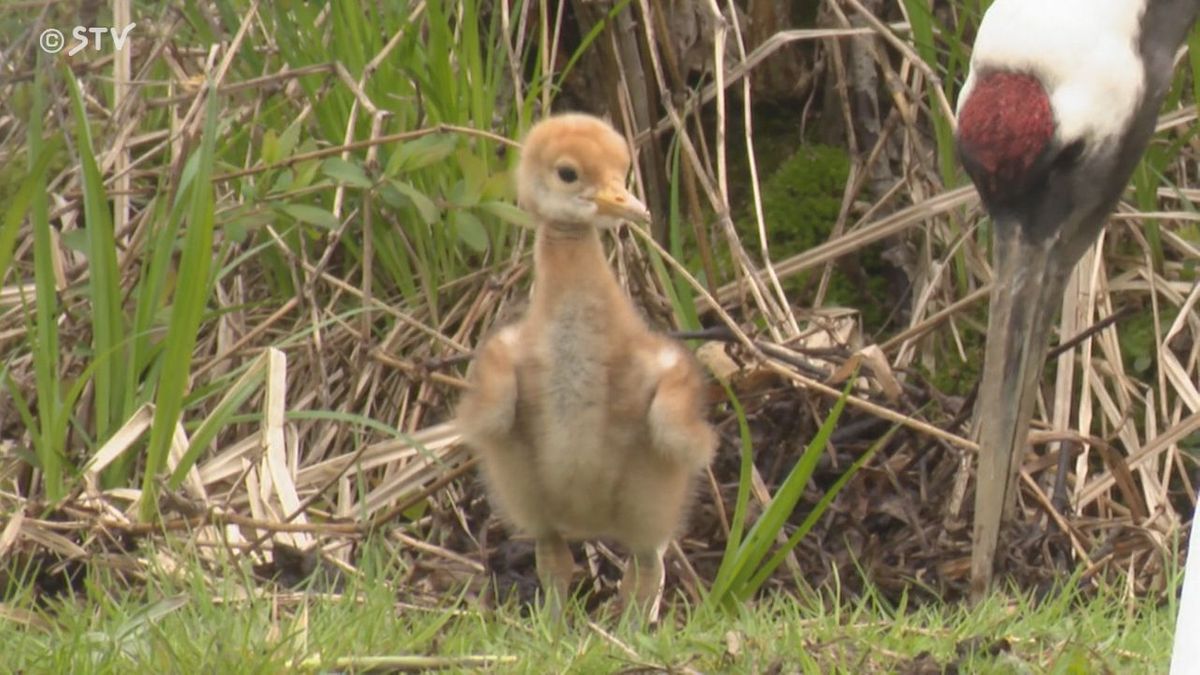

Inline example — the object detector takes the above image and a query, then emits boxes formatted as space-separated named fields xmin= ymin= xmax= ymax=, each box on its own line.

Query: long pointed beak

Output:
xmin=593 ymin=182 xmax=649 ymax=223
xmin=970 ymin=219 xmax=1072 ymax=600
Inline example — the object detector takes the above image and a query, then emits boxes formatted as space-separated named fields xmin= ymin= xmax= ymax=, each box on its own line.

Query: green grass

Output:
xmin=0 ymin=542 xmax=1180 ymax=673
xmin=2 ymin=3 xmax=1197 ymax=671
xmin=3 ymin=0 xmax=543 ymax=501
xmin=710 ymin=379 xmax=867 ymax=609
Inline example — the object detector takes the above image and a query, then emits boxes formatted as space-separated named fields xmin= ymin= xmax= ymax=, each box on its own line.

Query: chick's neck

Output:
xmin=530 ymin=221 xmax=636 ymax=325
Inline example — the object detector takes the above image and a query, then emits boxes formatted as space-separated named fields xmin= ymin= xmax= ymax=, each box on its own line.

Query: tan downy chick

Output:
xmin=456 ymin=113 xmax=716 ymax=621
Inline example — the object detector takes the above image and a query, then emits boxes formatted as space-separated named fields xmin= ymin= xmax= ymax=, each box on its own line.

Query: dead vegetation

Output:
xmin=0 ymin=0 xmax=1197 ymax=614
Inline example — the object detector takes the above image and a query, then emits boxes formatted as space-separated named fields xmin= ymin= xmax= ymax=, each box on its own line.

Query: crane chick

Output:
xmin=456 ymin=113 xmax=716 ymax=622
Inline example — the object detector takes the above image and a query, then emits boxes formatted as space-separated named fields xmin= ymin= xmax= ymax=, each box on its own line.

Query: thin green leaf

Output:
xmin=709 ymin=376 xmax=857 ymax=610
xmin=261 ymin=129 xmax=280 ymax=165
xmin=389 ymin=179 xmax=440 ymax=224
xmin=385 ymin=134 xmax=457 ymax=176
xmin=68 ymin=69 xmax=128 ymax=446
xmin=477 ymin=200 xmax=533 ymax=229
xmin=742 ymin=424 xmax=898 ymax=597
xmin=30 ymin=67 xmax=65 ymax=500
xmin=169 ymin=355 xmax=267 ymax=488
xmin=141 ymin=87 xmax=221 ymax=520
xmin=454 ymin=210 xmax=489 ymax=253
xmin=707 ymin=384 xmax=756 ymax=607
xmin=280 ymin=203 xmax=341 ymax=229
xmin=321 ymin=157 xmax=373 ymax=189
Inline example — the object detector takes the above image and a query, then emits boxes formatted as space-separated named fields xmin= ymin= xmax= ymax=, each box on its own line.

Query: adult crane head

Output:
xmin=955 ymin=0 xmax=1199 ymax=599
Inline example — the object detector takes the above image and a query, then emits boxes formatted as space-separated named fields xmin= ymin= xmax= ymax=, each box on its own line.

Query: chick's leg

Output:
xmin=619 ymin=544 xmax=666 ymax=624
xmin=535 ymin=533 xmax=574 ymax=618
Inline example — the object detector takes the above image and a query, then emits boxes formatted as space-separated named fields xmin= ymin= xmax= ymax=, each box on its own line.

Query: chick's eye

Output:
xmin=556 ymin=165 xmax=578 ymax=183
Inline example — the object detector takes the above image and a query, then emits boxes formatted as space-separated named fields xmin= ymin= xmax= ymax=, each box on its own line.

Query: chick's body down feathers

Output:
xmin=456 ymin=113 xmax=715 ymax=620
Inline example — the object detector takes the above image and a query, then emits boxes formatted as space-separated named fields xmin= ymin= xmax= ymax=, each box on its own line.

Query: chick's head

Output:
xmin=517 ymin=113 xmax=648 ymax=229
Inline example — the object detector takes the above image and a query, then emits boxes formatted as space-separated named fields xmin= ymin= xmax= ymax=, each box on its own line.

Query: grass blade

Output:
xmin=741 ymin=423 xmax=899 ymax=596
xmin=0 ymin=151 xmax=53 ymax=287
xmin=140 ymin=87 xmax=221 ymax=519
xmin=66 ymin=70 xmax=128 ymax=449
xmin=707 ymin=384 xmax=757 ymax=605
xmin=709 ymin=376 xmax=856 ymax=609
xmin=29 ymin=68 xmax=66 ymax=501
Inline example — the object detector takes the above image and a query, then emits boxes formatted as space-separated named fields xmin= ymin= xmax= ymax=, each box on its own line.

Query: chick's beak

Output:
xmin=593 ymin=181 xmax=649 ymax=223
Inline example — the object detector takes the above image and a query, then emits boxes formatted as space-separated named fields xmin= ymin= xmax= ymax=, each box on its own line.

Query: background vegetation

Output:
xmin=0 ymin=0 xmax=1196 ymax=670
